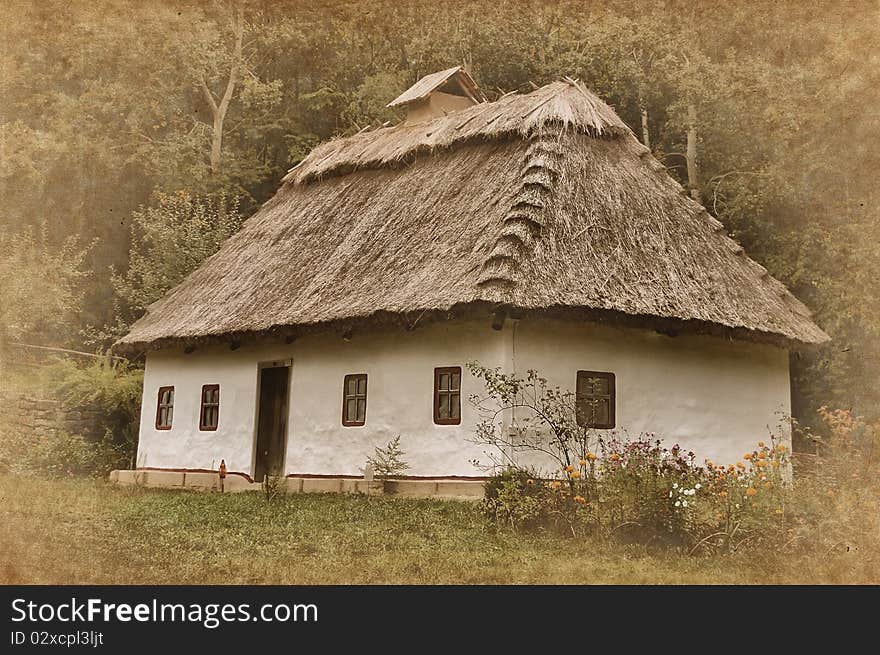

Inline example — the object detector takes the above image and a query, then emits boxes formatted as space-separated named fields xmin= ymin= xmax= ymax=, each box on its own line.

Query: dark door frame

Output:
xmin=252 ymin=359 xmax=292 ymax=482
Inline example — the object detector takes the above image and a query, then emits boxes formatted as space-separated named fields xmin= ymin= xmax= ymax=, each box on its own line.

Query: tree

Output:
xmin=105 ymin=191 xmax=244 ymax=342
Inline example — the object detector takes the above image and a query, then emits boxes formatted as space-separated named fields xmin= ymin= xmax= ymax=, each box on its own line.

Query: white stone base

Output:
xmin=109 ymin=470 xmax=484 ymax=499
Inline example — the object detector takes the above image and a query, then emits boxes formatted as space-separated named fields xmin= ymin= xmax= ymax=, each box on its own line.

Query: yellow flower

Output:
xmin=755 ymin=460 xmax=767 ymax=468
xmin=587 ymin=452 xmax=597 ymax=461
xmin=570 ymin=471 xmax=581 ymax=479
xmin=579 ymin=459 xmax=587 ymax=467
xmin=771 ymin=461 xmax=780 ymax=468
xmin=776 ymin=444 xmax=787 ymax=453
xmin=736 ymin=462 xmax=745 ymax=469
xmin=564 ymin=465 xmax=574 ymax=473
xmin=758 ymin=441 xmax=765 ymax=447
xmin=610 ymin=453 xmax=621 ymax=462
xmin=757 ymin=451 xmax=767 ymax=460
xmin=551 ymin=481 xmax=562 ymax=490
xmin=744 ymin=453 xmax=753 ymax=460
xmin=746 ymin=487 xmax=758 ymax=497
xmin=573 ymin=495 xmax=587 ymax=505
xmin=775 ymin=509 xmax=784 ymax=515
xmin=526 ymin=479 xmax=535 ymax=486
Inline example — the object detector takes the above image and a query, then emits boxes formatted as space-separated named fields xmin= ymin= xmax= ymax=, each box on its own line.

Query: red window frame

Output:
xmin=433 ymin=366 xmax=462 ymax=425
xmin=155 ymin=386 xmax=174 ymax=430
xmin=575 ymin=371 xmax=615 ymax=429
xmin=199 ymin=384 xmax=220 ymax=431
xmin=342 ymin=374 xmax=368 ymax=427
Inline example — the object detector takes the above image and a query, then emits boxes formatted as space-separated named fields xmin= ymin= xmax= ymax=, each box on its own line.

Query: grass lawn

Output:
xmin=0 ymin=474 xmax=874 ymax=584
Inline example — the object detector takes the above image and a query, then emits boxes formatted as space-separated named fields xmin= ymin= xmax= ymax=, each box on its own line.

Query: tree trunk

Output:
xmin=640 ymin=106 xmax=651 ymax=150
xmin=201 ymin=7 xmax=244 ymax=174
xmin=686 ymin=103 xmax=699 ymax=200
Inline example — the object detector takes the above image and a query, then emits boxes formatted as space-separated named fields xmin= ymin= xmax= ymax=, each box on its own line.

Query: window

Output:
xmin=434 ymin=366 xmax=461 ymax=425
xmin=199 ymin=384 xmax=220 ymax=431
xmin=576 ymin=371 xmax=615 ymax=429
xmin=342 ymin=374 xmax=367 ymax=426
xmin=155 ymin=386 xmax=174 ymax=430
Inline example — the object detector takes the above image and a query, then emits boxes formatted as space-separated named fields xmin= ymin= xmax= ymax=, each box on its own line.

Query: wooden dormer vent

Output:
xmin=387 ymin=66 xmax=486 ymax=124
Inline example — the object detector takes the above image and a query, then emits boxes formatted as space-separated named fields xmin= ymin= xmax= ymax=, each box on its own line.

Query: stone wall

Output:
xmin=1 ymin=393 xmax=104 ymax=440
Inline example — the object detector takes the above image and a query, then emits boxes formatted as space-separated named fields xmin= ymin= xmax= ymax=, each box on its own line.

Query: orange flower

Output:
xmin=746 ymin=487 xmax=758 ymax=497
xmin=564 ymin=465 xmax=574 ymax=473
xmin=586 ymin=453 xmax=597 ymax=461
xmin=718 ymin=491 xmax=728 ymax=498
xmin=570 ymin=471 xmax=581 ymax=479
xmin=551 ymin=480 xmax=562 ymax=490
xmin=736 ymin=462 xmax=745 ymax=469
xmin=573 ymin=495 xmax=587 ymax=505
xmin=755 ymin=460 xmax=767 ymax=468
xmin=610 ymin=453 xmax=621 ymax=462
xmin=757 ymin=451 xmax=767 ymax=460
xmin=771 ymin=460 xmax=780 ymax=468
xmin=579 ymin=459 xmax=587 ymax=467
xmin=758 ymin=441 xmax=765 ymax=447
xmin=526 ymin=479 xmax=535 ymax=486
xmin=776 ymin=444 xmax=787 ymax=453
xmin=744 ymin=453 xmax=753 ymax=460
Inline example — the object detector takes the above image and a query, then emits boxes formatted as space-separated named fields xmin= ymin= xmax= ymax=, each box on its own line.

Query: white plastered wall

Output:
xmin=136 ymin=317 xmax=791 ymax=478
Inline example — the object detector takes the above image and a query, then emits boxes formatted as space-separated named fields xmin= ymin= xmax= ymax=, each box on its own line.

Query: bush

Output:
xmin=41 ymin=356 xmax=143 ymax=461
xmin=27 ymin=429 xmax=132 ymax=478
xmin=0 ymin=357 xmax=146 ymax=477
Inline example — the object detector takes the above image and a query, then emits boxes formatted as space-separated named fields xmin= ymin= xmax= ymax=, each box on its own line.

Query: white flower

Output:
xmin=674 ymin=501 xmax=681 ymax=507
xmin=672 ymin=482 xmax=678 ymax=489
xmin=695 ymin=483 xmax=701 ymax=490
xmin=669 ymin=491 xmax=673 ymax=497
xmin=682 ymin=500 xmax=688 ymax=507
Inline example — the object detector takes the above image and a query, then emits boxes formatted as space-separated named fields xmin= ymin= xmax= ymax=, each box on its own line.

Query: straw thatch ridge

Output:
xmin=285 ymin=80 xmax=630 ymax=185
xmin=117 ymin=78 xmax=829 ymax=352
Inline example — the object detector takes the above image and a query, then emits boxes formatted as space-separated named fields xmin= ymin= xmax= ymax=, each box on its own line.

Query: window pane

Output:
xmin=438 ymin=393 xmax=450 ymax=418
xmin=168 ymin=389 xmax=174 ymax=404
xmin=212 ymin=388 xmax=219 ymax=403
xmin=357 ymin=398 xmax=366 ymax=422
xmin=167 ymin=407 xmax=173 ymax=425
xmin=439 ymin=373 xmax=449 ymax=391
xmin=451 ymin=371 xmax=460 ymax=391
xmin=357 ymin=377 xmax=366 ymax=395
xmin=348 ymin=378 xmax=357 ymax=396
xmin=213 ymin=406 xmax=219 ymax=427
xmin=590 ymin=377 xmax=609 ymax=395
xmin=450 ymin=393 xmax=460 ymax=419
xmin=346 ymin=399 xmax=357 ymax=421
xmin=595 ymin=399 xmax=609 ymax=425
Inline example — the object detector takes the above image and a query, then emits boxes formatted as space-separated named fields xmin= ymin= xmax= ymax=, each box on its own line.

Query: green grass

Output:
xmin=0 ymin=474 xmax=874 ymax=584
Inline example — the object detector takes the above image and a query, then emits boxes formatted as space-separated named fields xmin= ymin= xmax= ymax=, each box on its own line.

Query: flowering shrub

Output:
xmin=481 ymin=437 xmax=792 ymax=550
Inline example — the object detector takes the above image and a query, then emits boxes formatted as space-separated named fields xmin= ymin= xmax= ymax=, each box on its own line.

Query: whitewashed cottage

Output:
xmin=115 ymin=68 xmax=828 ymax=494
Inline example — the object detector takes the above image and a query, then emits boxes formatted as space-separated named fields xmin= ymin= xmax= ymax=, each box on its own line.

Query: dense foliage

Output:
xmin=1 ymin=0 xmax=877 ymax=424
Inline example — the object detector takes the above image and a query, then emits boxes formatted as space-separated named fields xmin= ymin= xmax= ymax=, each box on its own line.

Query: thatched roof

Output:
xmin=117 ymin=78 xmax=829 ymax=352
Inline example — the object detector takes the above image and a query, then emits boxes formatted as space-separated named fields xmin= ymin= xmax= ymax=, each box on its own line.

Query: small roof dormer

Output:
xmin=387 ymin=66 xmax=486 ymax=124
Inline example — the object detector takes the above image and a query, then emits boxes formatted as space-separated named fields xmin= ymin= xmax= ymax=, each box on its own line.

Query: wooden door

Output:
xmin=254 ymin=365 xmax=289 ymax=483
